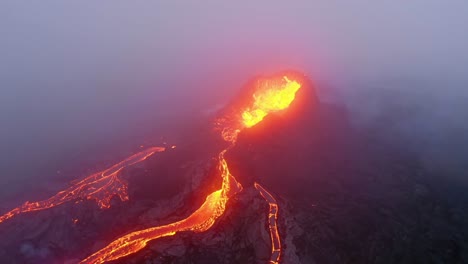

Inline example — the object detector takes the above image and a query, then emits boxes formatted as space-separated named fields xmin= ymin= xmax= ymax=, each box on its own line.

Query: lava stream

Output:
xmin=254 ymin=182 xmax=281 ymax=264
xmin=80 ymin=150 xmax=242 ymax=264
xmin=0 ymin=146 xmax=166 ymax=224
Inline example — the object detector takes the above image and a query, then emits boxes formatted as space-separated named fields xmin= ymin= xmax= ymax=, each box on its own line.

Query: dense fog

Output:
xmin=1 ymin=1 xmax=467 ymax=201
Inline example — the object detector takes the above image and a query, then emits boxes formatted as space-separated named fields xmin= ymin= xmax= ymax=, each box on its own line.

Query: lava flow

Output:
xmin=255 ymin=182 xmax=281 ymax=264
xmin=80 ymin=150 xmax=242 ymax=263
xmin=0 ymin=146 xmax=166 ymax=224
xmin=80 ymin=73 xmax=302 ymax=264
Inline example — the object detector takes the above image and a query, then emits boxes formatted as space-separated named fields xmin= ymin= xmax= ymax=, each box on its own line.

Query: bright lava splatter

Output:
xmin=0 ymin=147 xmax=166 ymax=224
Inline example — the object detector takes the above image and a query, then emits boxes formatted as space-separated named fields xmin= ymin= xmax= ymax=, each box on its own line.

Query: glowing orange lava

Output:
xmin=79 ymin=74 xmax=302 ymax=263
xmin=255 ymin=182 xmax=281 ymax=264
xmin=80 ymin=150 xmax=242 ymax=264
xmin=80 ymin=150 xmax=244 ymax=264
xmin=242 ymin=76 xmax=301 ymax=128
xmin=0 ymin=147 xmax=166 ymax=224
xmin=218 ymin=73 xmax=301 ymax=262
xmin=219 ymin=75 xmax=302 ymax=143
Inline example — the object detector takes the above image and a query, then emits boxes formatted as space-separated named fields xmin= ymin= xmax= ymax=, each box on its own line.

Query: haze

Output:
xmin=1 ymin=1 xmax=467 ymax=201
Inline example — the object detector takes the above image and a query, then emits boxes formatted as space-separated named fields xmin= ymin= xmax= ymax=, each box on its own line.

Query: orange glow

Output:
xmin=0 ymin=147 xmax=166 ymax=224
xmin=254 ymin=182 xmax=281 ymax=264
xmin=80 ymin=150 xmax=242 ymax=264
xmin=242 ymin=76 xmax=301 ymax=128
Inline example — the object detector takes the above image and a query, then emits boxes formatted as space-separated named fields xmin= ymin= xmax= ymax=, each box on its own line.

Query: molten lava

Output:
xmin=242 ymin=76 xmax=301 ymax=128
xmin=219 ymin=75 xmax=302 ymax=143
xmin=0 ymin=147 xmax=166 ymax=224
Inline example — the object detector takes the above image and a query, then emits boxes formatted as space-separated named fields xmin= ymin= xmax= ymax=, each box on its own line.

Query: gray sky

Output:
xmin=1 ymin=1 xmax=468 ymax=199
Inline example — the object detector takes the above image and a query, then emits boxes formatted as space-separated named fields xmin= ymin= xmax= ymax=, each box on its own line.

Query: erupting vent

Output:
xmin=0 ymin=72 xmax=304 ymax=264
xmin=242 ymin=76 xmax=301 ymax=128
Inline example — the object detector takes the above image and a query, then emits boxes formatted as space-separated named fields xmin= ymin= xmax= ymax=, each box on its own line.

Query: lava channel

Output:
xmin=0 ymin=146 xmax=166 ymax=224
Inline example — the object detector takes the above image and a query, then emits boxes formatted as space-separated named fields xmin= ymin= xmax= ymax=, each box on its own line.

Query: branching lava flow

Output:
xmin=0 ymin=147 xmax=166 ymax=224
